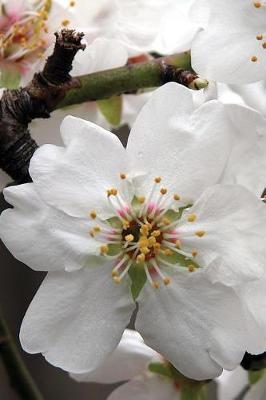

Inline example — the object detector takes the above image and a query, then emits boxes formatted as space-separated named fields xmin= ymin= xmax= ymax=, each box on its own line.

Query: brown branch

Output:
xmin=0 ymin=29 xmax=205 ymax=185
xmin=0 ymin=29 xmax=85 ymax=183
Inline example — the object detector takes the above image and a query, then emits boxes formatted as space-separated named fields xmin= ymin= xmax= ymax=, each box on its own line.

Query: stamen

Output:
xmin=150 ymin=259 xmax=171 ymax=286
xmin=195 ymin=230 xmax=206 ymax=237
xmin=100 ymin=245 xmax=109 ymax=254
xmin=187 ymin=213 xmax=197 ymax=222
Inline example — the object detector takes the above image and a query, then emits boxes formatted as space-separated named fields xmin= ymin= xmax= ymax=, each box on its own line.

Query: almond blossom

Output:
xmin=1 ymin=83 xmax=266 ymax=380
xmin=191 ymin=0 xmax=266 ymax=84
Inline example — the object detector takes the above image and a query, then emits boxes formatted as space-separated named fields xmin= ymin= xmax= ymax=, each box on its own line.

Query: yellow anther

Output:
xmin=262 ymin=42 xmax=266 ymax=49
xmin=140 ymin=225 xmax=150 ymax=235
xmin=100 ymin=245 xmax=109 ymax=254
xmin=140 ymin=247 xmax=150 ymax=255
xmin=251 ymin=56 xmax=258 ymax=62
xmin=163 ymin=277 xmax=171 ymax=285
xmin=90 ymin=211 xmax=97 ymax=219
xmin=175 ymin=240 xmax=181 ymax=249
xmin=112 ymin=270 xmax=119 ymax=277
xmin=188 ymin=265 xmax=195 ymax=273
xmin=154 ymin=177 xmax=162 ymax=183
xmin=89 ymin=230 xmax=95 ymax=237
xmin=253 ymin=1 xmax=262 ymax=7
xmin=162 ymin=218 xmax=171 ymax=225
xmin=257 ymin=34 xmax=263 ymax=40
xmin=160 ymin=188 xmax=167 ymax=195
xmin=151 ymin=230 xmax=161 ymax=238
xmin=137 ymin=196 xmax=146 ymax=204
xmin=187 ymin=213 xmax=197 ymax=222
xmin=195 ymin=230 xmax=206 ymax=238
xmin=164 ymin=249 xmax=173 ymax=256
xmin=192 ymin=251 xmax=198 ymax=257
xmin=61 ymin=19 xmax=70 ymax=26
xmin=113 ymin=276 xmax=122 ymax=284
xmin=69 ymin=0 xmax=76 ymax=6
xmin=148 ymin=236 xmax=157 ymax=246
xmin=125 ymin=234 xmax=134 ymax=242
xmin=154 ymin=243 xmax=161 ymax=251
xmin=120 ymin=173 xmax=127 ymax=180
xmin=152 ymin=281 xmax=160 ymax=289
xmin=93 ymin=226 xmax=101 ymax=233
xmin=122 ymin=220 xmax=130 ymax=229
xmin=173 ymin=194 xmax=181 ymax=201
xmin=136 ymin=254 xmax=145 ymax=264
xmin=139 ymin=237 xmax=149 ymax=247
xmin=107 ymin=188 xmax=118 ymax=197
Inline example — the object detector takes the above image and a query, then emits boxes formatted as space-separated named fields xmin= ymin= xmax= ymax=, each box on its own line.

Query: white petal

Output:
xmin=127 ymin=83 xmax=232 ymax=201
xmin=221 ymin=103 xmax=266 ymax=197
xmin=192 ymin=30 xmax=266 ymax=84
xmin=72 ymin=38 xmax=128 ymax=76
xmin=136 ymin=271 xmax=248 ymax=380
xmin=197 ymin=0 xmax=266 ymax=31
xmin=29 ymin=116 xmax=128 ymax=218
xmin=238 ymin=279 xmax=266 ymax=354
xmin=20 ymin=264 xmax=135 ymax=373
xmin=71 ymin=329 xmax=158 ymax=383
xmin=108 ymin=374 xmax=179 ymax=400
xmin=154 ymin=0 xmax=200 ymax=53
xmin=0 ymin=183 xmax=97 ymax=271
xmin=179 ymin=184 xmax=266 ymax=285
xmin=217 ymin=367 xmax=249 ymax=400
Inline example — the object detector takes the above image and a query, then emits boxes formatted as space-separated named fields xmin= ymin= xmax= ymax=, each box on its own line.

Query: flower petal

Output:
xmin=192 ymin=30 xmax=266 ymax=84
xmin=221 ymin=104 xmax=266 ymax=197
xmin=107 ymin=374 xmax=178 ymax=400
xmin=217 ymin=367 xmax=249 ymax=400
xmin=0 ymin=183 xmax=97 ymax=271
xmin=71 ymin=329 xmax=158 ymax=383
xmin=20 ymin=263 xmax=135 ymax=373
xmin=179 ymin=184 xmax=266 ymax=285
xmin=238 ymin=279 xmax=266 ymax=354
xmin=29 ymin=116 xmax=128 ymax=218
xmin=136 ymin=271 xmax=249 ymax=380
xmin=127 ymin=83 xmax=232 ymax=201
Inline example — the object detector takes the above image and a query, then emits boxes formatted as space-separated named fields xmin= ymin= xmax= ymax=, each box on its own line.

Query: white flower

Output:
xmin=191 ymin=0 xmax=266 ymax=84
xmin=1 ymin=83 xmax=266 ymax=380
xmin=72 ymin=329 xmax=181 ymax=400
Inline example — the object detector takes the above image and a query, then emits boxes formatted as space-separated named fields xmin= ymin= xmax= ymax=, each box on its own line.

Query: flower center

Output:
xmin=0 ymin=0 xmax=73 ymax=71
xmin=89 ymin=175 xmax=206 ymax=292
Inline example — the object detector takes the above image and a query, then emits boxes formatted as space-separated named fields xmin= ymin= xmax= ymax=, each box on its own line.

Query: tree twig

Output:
xmin=0 ymin=308 xmax=44 ymax=400
xmin=0 ymin=29 xmax=207 ymax=185
xmin=0 ymin=29 xmax=85 ymax=183
xmin=58 ymin=52 xmax=208 ymax=108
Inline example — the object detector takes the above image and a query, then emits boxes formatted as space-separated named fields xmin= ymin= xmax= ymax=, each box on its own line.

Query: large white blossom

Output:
xmin=191 ymin=0 xmax=266 ymax=84
xmin=72 ymin=329 xmax=181 ymax=400
xmin=1 ymin=83 xmax=266 ymax=380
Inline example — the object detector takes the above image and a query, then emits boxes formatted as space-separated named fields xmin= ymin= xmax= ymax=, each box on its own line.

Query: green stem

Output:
xmin=0 ymin=309 xmax=44 ymax=400
xmin=57 ymin=52 xmax=207 ymax=109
